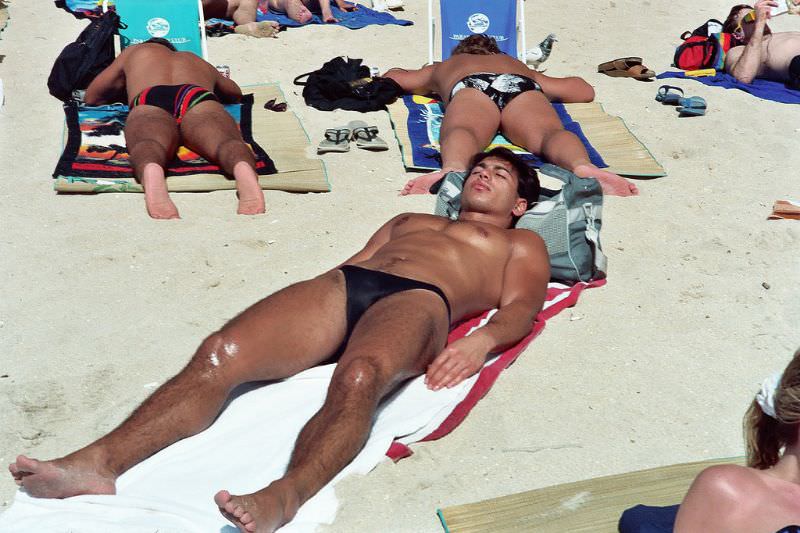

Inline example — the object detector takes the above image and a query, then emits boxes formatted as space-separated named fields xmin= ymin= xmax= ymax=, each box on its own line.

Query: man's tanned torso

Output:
xmin=346 ymin=213 xmax=542 ymax=322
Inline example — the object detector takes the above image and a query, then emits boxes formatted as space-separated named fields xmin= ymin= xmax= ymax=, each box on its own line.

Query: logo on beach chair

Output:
xmin=146 ymin=17 xmax=170 ymax=38
xmin=466 ymin=13 xmax=489 ymax=33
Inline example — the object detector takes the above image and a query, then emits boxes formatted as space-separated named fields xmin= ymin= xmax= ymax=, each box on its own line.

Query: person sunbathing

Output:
xmin=384 ymin=34 xmax=639 ymax=198
xmin=8 ymin=147 xmax=550 ymax=533
xmin=202 ymin=0 xmax=281 ymax=37
xmin=723 ymin=0 xmax=800 ymax=88
xmin=675 ymin=348 xmax=800 ymax=532
xmin=84 ymin=39 xmax=266 ymax=219
xmin=267 ymin=0 xmax=357 ymax=23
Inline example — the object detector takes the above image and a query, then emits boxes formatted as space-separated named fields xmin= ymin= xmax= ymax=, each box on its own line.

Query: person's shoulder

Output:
xmin=690 ymin=464 xmax=766 ymax=513
xmin=508 ymin=228 xmax=547 ymax=253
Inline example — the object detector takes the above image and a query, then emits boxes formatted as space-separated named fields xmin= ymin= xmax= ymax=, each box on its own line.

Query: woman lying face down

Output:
xmin=675 ymin=348 xmax=800 ymax=533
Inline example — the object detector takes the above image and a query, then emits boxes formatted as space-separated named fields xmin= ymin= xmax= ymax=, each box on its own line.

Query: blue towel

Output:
xmin=257 ymin=3 xmax=412 ymax=29
xmin=401 ymin=95 xmax=606 ymax=171
xmin=657 ymin=71 xmax=800 ymax=105
xmin=618 ymin=504 xmax=679 ymax=533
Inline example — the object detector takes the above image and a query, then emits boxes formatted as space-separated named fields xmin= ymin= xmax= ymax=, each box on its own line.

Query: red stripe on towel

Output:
xmin=386 ymin=279 xmax=605 ymax=461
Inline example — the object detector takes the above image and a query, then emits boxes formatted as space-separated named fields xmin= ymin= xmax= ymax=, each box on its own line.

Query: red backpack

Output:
xmin=673 ymin=19 xmax=732 ymax=71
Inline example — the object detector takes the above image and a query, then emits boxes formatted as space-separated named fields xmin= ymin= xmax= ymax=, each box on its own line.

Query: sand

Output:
xmin=0 ymin=0 xmax=798 ymax=530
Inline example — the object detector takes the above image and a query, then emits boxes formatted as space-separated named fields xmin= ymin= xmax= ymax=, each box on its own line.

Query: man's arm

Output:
xmin=84 ymin=52 xmax=128 ymax=105
xmin=213 ymin=68 xmax=243 ymax=104
xmin=530 ymin=70 xmax=595 ymax=103
xmin=425 ymin=230 xmax=550 ymax=390
xmin=383 ymin=65 xmax=438 ymax=96
xmin=725 ymin=0 xmax=777 ymax=84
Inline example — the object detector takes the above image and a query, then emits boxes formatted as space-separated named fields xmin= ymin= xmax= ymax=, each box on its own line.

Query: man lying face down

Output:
xmin=85 ymin=38 xmax=266 ymax=219
xmin=723 ymin=0 xmax=800 ymax=87
xmin=9 ymin=147 xmax=550 ymax=533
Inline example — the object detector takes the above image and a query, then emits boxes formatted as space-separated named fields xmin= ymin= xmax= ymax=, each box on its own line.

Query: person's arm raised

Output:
xmin=84 ymin=51 xmax=128 ymax=105
xmin=383 ymin=64 xmax=438 ymax=96
xmin=726 ymin=0 xmax=777 ymax=84
xmin=425 ymin=230 xmax=550 ymax=390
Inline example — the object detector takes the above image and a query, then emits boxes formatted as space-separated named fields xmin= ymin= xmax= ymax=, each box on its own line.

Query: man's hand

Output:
xmin=754 ymin=0 xmax=778 ymax=23
xmin=425 ymin=334 xmax=493 ymax=391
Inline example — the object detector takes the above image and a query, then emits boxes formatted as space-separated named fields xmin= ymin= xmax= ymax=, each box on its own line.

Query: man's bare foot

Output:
xmin=573 ymin=164 xmax=639 ymax=197
xmin=234 ymin=21 xmax=280 ymax=38
xmin=214 ymin=482 xmax=300 ymax=533
xmin=142 ymin=165 xmax=181 ymax=219
xmin=284 ymin=0 xmax=313 ymax=23
xmin=233 ymin=163 xmax=267 ymax=215
xmin=400 ymin=170 xmax=447 ymax=195
xmin=8 ymin=454 xmax=116 ymax=499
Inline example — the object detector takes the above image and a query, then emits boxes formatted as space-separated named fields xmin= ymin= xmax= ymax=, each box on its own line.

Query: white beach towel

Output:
xmin=0 ymin=281 xmax=601 ymax=532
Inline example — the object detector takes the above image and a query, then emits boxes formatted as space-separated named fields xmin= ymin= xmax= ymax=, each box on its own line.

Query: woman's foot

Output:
xmin=400 ymin=170 xmax=448 ymax=195
xmin=214 ymin=481 xmax=300 ymax=533
xmin=234 ymin=21 xmax=280 ymax=38
xmin=8 ymin=453 xmax=116 ymax=499
xmin=573 ymin=164 xmax=639 ymax=197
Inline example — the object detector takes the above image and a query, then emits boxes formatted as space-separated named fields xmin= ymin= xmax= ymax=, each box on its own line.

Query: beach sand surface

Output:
xmin=0 ymin=0 xmax=798 ymax=530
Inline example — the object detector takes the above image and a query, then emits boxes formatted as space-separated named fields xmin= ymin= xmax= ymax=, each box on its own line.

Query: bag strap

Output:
xmin=582 ymin=203 xmax=607 ymax=279
xmin=293 ymin=72 xmax=314 ymax=86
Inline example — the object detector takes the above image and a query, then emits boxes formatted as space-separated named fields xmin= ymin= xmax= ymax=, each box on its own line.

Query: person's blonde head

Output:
xmin=745 ymin=349 xmax=800 ymax=469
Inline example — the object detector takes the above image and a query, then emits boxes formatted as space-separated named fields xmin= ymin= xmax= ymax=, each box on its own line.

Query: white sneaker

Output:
xmin=386 ymin=0 xmax=404 ymax=8
xmin=371 ymin=0 xmax=388 ymax=11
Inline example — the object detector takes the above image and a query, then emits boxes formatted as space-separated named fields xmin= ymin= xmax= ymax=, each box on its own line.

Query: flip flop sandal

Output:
xmin=655 ymin=85 xmax=685 ymax=104
xmin=348 ymin=120 xmax=388 ymax=151
xmin=317 ymin=126 xmax=351 ymax=154
xmin=598 ymin=57 xmax=655 ymax=80
xmin=676 ymin=96 xmax=707 ymax=117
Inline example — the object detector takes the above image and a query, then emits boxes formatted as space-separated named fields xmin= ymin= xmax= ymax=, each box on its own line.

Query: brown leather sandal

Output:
xmin=598 ymin=57 xmax=656 ymax=80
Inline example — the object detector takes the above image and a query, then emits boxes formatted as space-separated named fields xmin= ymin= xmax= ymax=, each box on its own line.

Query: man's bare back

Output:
xmin=85 ymin=44 xmax=240 ymax=106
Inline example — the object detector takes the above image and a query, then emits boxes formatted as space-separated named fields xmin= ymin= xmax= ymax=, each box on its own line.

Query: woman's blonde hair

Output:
xmin=745 ymin=348 xmax=800 ymax=469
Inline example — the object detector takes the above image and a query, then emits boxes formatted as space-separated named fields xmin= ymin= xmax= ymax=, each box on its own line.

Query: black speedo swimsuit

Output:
xmin=449 ymin=72 xmax=542 ymax=111
xmin=339 ymin=265 xmax=451 ymax=344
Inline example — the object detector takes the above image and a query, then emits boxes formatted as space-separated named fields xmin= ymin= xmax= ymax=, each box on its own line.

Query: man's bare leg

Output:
xmin=124 ymin=106 xmax=181 ymax=219
xmin=401 ymin=90 xmax=500 ymax=195
xmin=501 ymin=92 xmax=639 ymax=197
xmin=267 ymin=0 xmax=313 ymax=23
xmin=215 ymin=290 xmax=450 ymax=532
xmin=179 ymin=100 xmax=266 ymax=215
xmin=8 ymin=272 xmax=349 ymax=499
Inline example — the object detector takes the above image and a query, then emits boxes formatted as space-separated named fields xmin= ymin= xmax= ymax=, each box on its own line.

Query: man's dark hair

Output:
xmin=722 ymin=4 xmax=753 ymax=33
xmin=144 ymin=37 xmax=177 ymax=52
xmin=452 ymin=34 xmax=502 ymax=56
xmin=469 ymin=147 xmax=540 ymax=208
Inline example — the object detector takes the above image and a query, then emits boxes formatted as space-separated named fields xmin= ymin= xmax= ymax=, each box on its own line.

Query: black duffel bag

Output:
xmin=48 ymin=10 xmax=125 ymax=101
xmin=293 ymin=56 xmax=402 ymax=112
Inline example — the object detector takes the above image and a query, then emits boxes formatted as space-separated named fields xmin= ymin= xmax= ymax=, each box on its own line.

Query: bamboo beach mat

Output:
xmin=388 ymin=99 xmax=665 ymax=178
xmin=54 ymin=84 xmax=330 ymax=193
xmin=437 ymin=457 xmax=742 ymax=533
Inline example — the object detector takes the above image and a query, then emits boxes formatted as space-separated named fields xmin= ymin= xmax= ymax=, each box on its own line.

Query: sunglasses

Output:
xmin=733 ymin=10 xmax=757 ymax=35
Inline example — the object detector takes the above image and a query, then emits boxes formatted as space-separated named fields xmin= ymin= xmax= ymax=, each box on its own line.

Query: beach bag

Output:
xmin=433 ymin=164 xmax=607 ymax=283
xmin=673 ymin=20 xmax=732 ymax=71
xmin=47 ymin=10 xmax=124 ymax=102
xmin=293 ymin=56 xmax=402 ymax=112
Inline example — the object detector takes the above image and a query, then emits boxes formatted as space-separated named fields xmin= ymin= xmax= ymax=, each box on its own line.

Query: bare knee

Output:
xmin=331 ymin=357 xmax=384 ymax=400
xmin=188 ymin=332 xmax=246 ymax=386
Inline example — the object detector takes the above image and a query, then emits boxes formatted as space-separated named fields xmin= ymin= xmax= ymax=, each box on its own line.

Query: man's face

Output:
xmin=733 ymin=7 xmax=767 ymax=42
xmin=460 ymin=156 xmax=528 ymax=219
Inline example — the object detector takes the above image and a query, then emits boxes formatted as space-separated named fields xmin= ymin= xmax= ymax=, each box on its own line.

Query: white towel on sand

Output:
xmin=0 ymin=351 xmax=481 ymax=533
